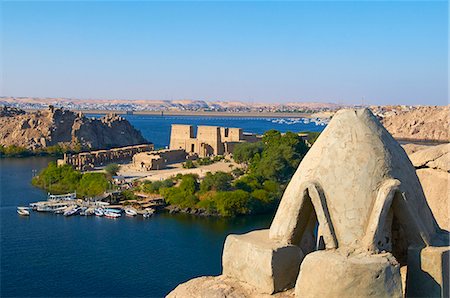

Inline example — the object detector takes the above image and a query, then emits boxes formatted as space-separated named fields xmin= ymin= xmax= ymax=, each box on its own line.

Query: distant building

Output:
xmin=132 ymin=149 xmax=187 ymax=171
xmin=169 ymin=124 xmax=260 ymax=157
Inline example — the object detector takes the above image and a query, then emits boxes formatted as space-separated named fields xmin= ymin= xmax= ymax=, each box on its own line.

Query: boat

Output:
xmin=125 ymin=208 xmax=137 ymax=217
xmin=94 ymin=208 xmax=104 ymax=217
xmin=53 ymin=206 xmax=67 ymax=214
xmin=143 ymin=208 xmax=155 ymax=218
xmin=17 ymin=207 xmax=30 ymax=216
xmin=36 ymin=205 xmax=54 ymax=212
xmin=104 ymin=210 xmax=121 ymax=218
xmin=63 ymin=207 xmax=80 ymax=217
xmin=84 ymin=208 xmax=95 ymax=216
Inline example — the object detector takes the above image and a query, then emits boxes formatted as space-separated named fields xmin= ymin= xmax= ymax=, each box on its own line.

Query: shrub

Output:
xmin=105 ymin=163 xmax=120 ymax=176
xmin=182 ymin=160 xmax=196 ymax=169
xmin=196 ymin=158 xmax=214 ymax=166
xmin=213 ymin=190 xmax=252 ymax=216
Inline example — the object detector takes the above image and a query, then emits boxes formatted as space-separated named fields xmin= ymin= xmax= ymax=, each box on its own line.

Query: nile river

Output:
xmin=0 ymin=115 xmax=324 ymax=297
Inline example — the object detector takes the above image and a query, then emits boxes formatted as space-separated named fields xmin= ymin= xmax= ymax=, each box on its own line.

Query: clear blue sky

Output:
xmin=1 ymin=1 xmax=448 ymax=105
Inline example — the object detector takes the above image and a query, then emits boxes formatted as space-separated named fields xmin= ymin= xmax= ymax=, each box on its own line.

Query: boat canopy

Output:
xmin=48 ymin=192 xmax=77 ymax=201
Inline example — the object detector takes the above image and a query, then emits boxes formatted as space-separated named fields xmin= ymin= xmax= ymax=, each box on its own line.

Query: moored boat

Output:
xmin=94 ymin=208 xmax=104 ymax=217
xmin=104 ymin=210 xmax=121 ymax=218
xmin=143 ymin=208 xmax=155 ymax=218
xmin=17 ymin=207 xmax=30 ymax=216
xmin=63 ymin=206 xmax=80 ymax=216
xmin=125 ymin=208 xmax=137 ymax=217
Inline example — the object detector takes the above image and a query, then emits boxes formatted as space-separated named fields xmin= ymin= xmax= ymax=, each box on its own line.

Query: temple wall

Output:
xmin=59 ymin=144 xmax=154 ymax=170
xmin=169 ymin=125 xmax=258 ymax=158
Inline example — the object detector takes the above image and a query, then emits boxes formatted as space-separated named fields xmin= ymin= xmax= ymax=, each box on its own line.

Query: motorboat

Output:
xmin=84 ymin=208 xmax=95 ymax=216
xmin=125 ymin=208 xmax=137 ymax=217
xmin=53 ymin=206 xmax=67 ymax=214
xmin=143 ymin=208 xmax=155 ymax=218
xmin=94 ymin=208 xmax=104 ymax=216
xmin=63 ymin=206 xmax=80 ymax=217
xmin=104 ymin=210 xmax=121 ymax=218
xmin=17 ymin=207 xmax=30 ymax=216
xmin=36 ymin=205 xmax=54 ymax=212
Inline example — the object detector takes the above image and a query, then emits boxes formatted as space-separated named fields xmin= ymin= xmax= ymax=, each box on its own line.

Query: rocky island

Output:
xmin=0 ymin=106 xmax=147 ymax=153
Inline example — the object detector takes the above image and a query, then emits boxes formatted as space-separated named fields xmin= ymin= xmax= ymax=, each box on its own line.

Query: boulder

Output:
xmin=295 ymin=250 xmax=403 ymax=298
xmin=167 ymin=275 xmax=295 ymax=298
xmin=222 ymin=230 xmax=303 ymax=294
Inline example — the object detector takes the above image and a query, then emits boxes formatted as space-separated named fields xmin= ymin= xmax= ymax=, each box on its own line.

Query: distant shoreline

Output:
xmin=24 ymin=109 xmax=313 ymax=118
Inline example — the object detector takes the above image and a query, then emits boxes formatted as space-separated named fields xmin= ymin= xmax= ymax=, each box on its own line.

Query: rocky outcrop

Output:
xmin=168 ymin=276 xmax=295 ymax=298
xmin=381 ymin=106 xmax=449 ymax=142
xmin=408 ymin=144 xmax=449 ymax=231
xmin=0 ymin=106 xmax=147 ymax=150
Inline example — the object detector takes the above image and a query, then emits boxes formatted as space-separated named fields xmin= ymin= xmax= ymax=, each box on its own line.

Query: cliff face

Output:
xmin=381 ymin=106 xmax=449 ymax=142
xmin=0 ymin=106 xmax=147 ymax=150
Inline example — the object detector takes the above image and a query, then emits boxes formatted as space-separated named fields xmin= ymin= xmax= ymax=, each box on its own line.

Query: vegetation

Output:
xmin=0 ymin=143 xmax=82 ymax=158
xmin=32 ymin=162 xmax=110 ymax=197
xmin=299 ymin=131 xmax=321 ymax=145
xmin=182 ymin=160 xmax=196 ymax=169
xmin=105 ymin=163 xmax=120 ymax=176
xmin=0 ymin=145 xmax=31 ymax=157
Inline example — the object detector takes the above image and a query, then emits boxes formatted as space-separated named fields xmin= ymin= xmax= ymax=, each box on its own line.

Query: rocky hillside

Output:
xmin=381 ymin=106 xmax=449 ymax=142
xmin=0 ymin=106 xmax=147 ymax=150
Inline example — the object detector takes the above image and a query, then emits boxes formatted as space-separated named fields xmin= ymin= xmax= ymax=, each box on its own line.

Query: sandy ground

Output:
xmin=117 ymin=160 xmax=242 ymax=182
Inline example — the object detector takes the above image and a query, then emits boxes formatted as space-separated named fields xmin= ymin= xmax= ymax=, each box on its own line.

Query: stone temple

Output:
xmin=169 ymin=124 xmax=260 ymax=157
xmin=168 ymin=109 xmax=449 ymax=298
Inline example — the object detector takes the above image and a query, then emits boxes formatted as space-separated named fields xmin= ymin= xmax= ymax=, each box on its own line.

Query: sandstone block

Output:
xmin=222 ymin=229 xmax=303 ymax=294
xmin=406 ymin=246 xmax=450 ymax=297
xmin=295 ymin=250 xmax=403 ymax=298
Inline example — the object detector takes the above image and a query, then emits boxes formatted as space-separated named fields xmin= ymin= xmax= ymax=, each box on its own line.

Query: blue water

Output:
xmin=90 ymin=115 xmax=324 ymax=149
xmin=1 ymin=116 xmax=325 ymax=297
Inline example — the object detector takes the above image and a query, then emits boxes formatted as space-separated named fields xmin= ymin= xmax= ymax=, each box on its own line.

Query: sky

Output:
xmin=1 ymin=1 xmax=448 ymax=105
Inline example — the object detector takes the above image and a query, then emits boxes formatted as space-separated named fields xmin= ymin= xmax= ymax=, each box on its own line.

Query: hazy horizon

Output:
xmin=1 ymin=1 xmax=448 ymax=106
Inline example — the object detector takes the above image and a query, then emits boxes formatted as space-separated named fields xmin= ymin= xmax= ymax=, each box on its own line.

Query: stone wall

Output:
xmin=133 ymin=149 xmax=187 ymax=171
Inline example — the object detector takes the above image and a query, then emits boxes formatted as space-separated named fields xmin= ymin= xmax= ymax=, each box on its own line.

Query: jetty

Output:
xmin=26 ymin=192 xmax=163 ymax=219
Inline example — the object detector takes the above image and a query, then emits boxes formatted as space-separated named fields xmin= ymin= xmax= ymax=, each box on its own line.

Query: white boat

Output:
xmin=104 ymin=210 xmax=121 ymax=218
xmin=17 ymin=207 xmax=30 ymax=216
xmin=36 ymin=205 xmax=53 ymax=212
xmin=84 ymin=208 xmax=95 ymax=216
xmin=125 ymin=208 xmax=137 ymax=217
xmin=94 ymin=208 xmax=104 ymax=217
xmin=53 ymin=206 xmax=67 ymax=214
xmin=63 ymin=207 xmax=80 ymax=217
xmin=143 ymin=208 xmax=155 ymax=218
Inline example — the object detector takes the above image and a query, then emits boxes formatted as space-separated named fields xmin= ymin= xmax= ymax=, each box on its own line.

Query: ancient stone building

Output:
xmin=168 ymin=109 xmax=449 ymax=298
xmin=58 ymin=144 xmax=154 ymax=170
xmin=132 ymin=149 xmax=187 ymax=171
xmin=169 ymin=124 xmax=260 ymax=157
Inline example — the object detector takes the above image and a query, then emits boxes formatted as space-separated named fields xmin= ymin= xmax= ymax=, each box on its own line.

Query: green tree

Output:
xmin=200 ymin=172 xmax=233 ymax=192
xmin=105 ymin=163 xmax=120 ymax=176
xmin=213 ymin=190 xmax=251 ymax=216
xmin=232 ymin=142 xmax=264 ymax=164
xmin=77 ymin=172 xmax=109 ymax=197
xmin=179 ymin=174 xmax=199 ymax=194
